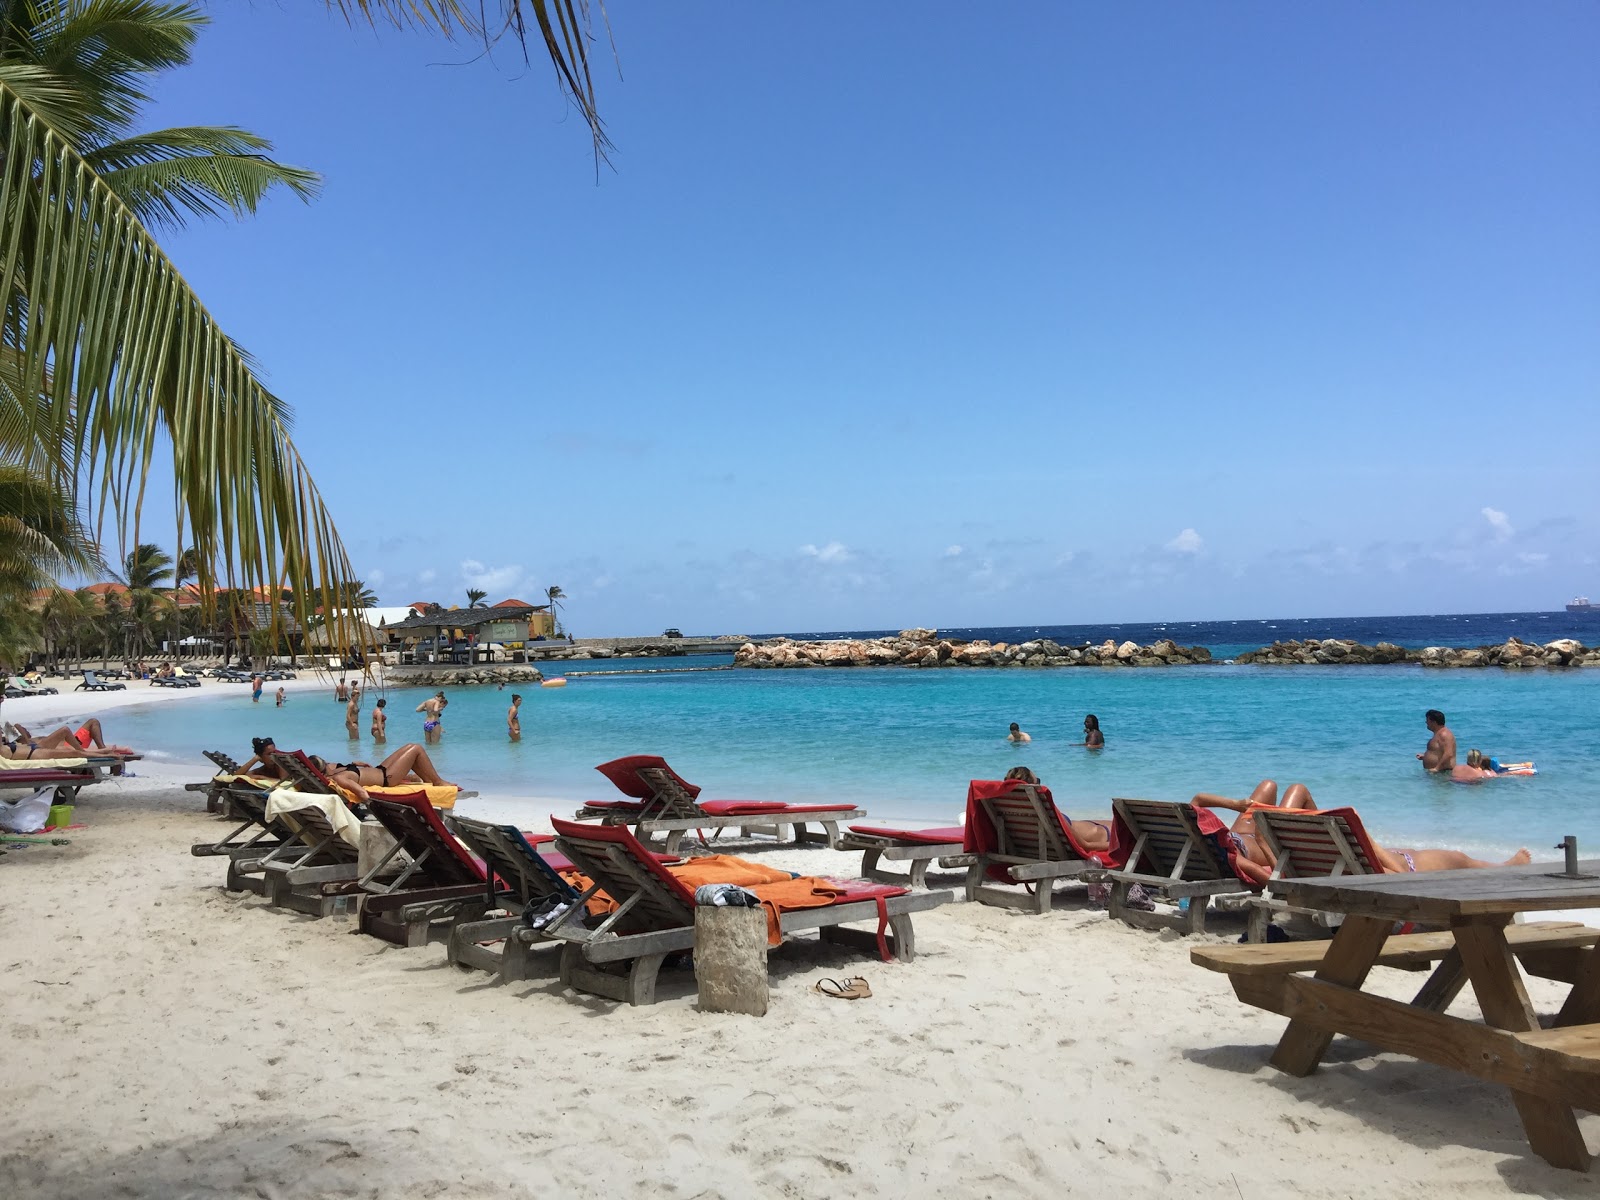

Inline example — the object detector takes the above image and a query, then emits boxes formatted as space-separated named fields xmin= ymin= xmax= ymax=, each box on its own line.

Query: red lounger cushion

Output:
xmin=771 ymin=803 xmax=859 ymax=814
xmin=697 ymin=800 xmax=790 ymax=816
xmin=578 ymin=799 xmax=646 ymax=811
xmin=848 ymin=825 xmax=966 ymax=845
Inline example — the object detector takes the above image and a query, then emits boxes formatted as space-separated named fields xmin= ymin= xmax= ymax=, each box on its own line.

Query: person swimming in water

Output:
xmin=1081 ymin=714 xmax=1104 ymax=749
xmin=1006 ymin=722 xmax=1031 ymax=744
xmin=1192 ymin=779 xmax=1531 ymax=882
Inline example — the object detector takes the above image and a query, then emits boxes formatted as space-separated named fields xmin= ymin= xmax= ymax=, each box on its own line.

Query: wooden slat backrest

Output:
xmin=1113 ymin=798 xmax=1230 ymax=882
xmin=366 ymin=798 xmax=483 ymax=888
xmin=448 ymin=816 xmax=573 ymax=905
xmin=1255 ymin=809 xmax=1381 ymax=879
xmin=553 ymin=832 xmax=695 ymax=933
xmin=635 ymin=766 xmax=705 ymax=821
xmin=272 ymin=802 xmax=358 ymax=863
xmin=979 ymin=783 xmax=1075 ymax=863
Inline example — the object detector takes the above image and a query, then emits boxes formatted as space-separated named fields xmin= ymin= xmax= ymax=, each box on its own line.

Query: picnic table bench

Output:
xmin=1191 ymin=862 xmax=1600 ymax=1172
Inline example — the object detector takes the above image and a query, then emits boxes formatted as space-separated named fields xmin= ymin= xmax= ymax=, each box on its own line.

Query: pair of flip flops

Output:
xmin=814 ymin=976 xmax=872 ymax=1000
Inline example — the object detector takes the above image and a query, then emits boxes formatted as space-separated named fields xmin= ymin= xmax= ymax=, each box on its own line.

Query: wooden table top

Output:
xmin=1271 ymin=860 xmax=1600 ymax=923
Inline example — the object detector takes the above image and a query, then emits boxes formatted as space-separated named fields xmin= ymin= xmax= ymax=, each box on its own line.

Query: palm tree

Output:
xmin=338 ymin=579 xmax=378 ymax=609
xmin=0 ymin=1 xmax=613 ymax=660
xmin=466 ymin=588 xmax=487 ymax=608
xmin=121 ymin=543 xmax=174 ymax=590
xmin=0 ymin=4 xmax=354 ymax=651
xmin=545 ymin=584 xmax=565 ymax=637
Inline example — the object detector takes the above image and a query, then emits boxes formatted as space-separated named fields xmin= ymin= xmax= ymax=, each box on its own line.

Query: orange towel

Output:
xmin=667 ymin=855 xmax=795 ymax=890
xmin=748 ymin=878 xmax=847 ymax=944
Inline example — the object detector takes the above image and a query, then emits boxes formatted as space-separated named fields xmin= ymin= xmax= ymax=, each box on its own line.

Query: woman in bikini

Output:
xmin=307 ymin=743 xmax=451 ymax=802
xmin=1003 ymin=766 xmax=1116 ymax=853
xmin=1191 ymin=779 xmax=1531 ymax=881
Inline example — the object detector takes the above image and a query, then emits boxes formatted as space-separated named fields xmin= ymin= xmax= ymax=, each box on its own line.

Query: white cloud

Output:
xmin=943 ymin=545 xmax=964 ymax=558
xmin=417 ymin=568 xmax=437 ymax=585
xmin=460 ymin=559 xmax=527 ymax=596
xmin=1482 ymin=507 xmax=1514 ymax=542
xmin=365 ymin=568 xmax=385 ymax=587
xmin=1166 ymin=528 xmax=1204 ymax=555
xmin=1518 ymin=552 xmax=1549 ymax=566
xmin=799 ymin=541 xmax=851 ymax=564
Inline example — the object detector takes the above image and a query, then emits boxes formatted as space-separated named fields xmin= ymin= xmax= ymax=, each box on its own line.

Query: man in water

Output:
xmin=416 ymin=691 xmax=446 ymax=744
xmin=507 ymin=693 xmax=522 ymax=742
xmin=335 ymin=677 xmax=348 ymax=703
xmin=1417 ymin=709 xmax=1456 ymax=773
xmin=251 ymin=673 xmax=264 ymax=704
xmin=344 ymin=689 xmax=361 ymax=739
xmin=275 ymin=686 xmax=286 ymax=708
xmin=1007 ymin=722 xmax=1031 ymax=744
xmin=371 ymin=697 xmax=387 ymax=742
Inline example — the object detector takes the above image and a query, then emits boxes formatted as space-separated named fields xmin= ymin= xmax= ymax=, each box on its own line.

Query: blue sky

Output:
xmin=135 ymin=2 xmax=1598 ymax=633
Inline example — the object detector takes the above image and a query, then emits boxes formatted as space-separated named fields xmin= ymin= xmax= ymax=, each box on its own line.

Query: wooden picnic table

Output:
xmin=1195 ymin=861 xmax=1600 ymax=1171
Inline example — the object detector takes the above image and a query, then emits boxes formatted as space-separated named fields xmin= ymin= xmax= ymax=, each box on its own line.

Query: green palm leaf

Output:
xmin=0 ymin=77 xmax=360 ymax=653
xmin=86 ymin=126 xmax=322 ymax=228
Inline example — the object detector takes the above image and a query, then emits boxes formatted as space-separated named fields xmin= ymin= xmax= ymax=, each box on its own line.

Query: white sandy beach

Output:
xmin=3 ymin=682 xmax=1599 ymax=1199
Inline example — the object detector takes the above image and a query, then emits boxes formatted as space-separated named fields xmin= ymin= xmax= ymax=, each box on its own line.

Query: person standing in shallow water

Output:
xmin=371 ymin=697 xmax=387 ymax=743
xmin=344 ymin=689 xmax=361 ymax=739
xmin=334 ymin=677 xmax=348 ymax=703
xmin=416 ymin=691 xmax=446 ymax=744
xmin=507 ymin=694 xmax=522 ymax=742
xmin=1417 ymin=709 xmax=1456 ymax=773
xmin=1081 ymin=714 xmax=1104 ymax=748
xmin=1007 ymin=722 xmax=1031 ymax=743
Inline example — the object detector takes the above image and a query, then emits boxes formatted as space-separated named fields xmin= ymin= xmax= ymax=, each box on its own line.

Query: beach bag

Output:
xmin=0 ymin=787 xmax=53 ymax=834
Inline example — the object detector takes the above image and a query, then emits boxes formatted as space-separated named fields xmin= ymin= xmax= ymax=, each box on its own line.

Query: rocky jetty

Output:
xmin=383 ymin=665 xmax=545 ymax=688
xmin=1234 ymin=636 xmax=1600 ymax=668
xmin=735 ymin=629 xmax=1213 ymax=669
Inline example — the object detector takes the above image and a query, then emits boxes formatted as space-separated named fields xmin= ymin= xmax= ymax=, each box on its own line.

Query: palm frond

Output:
xmin=0 ymin=76 xmax=361 ymax=655
xmin=87 ymin=125 xmax=321 ymax=228
xmin=329 ymin=1 xmax=612 ymax=162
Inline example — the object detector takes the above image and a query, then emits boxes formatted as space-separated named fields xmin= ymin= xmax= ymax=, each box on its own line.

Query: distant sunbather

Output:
xmin=307 ymin=743 xmax=452 ymax=802
xmin=1191 ymin=779 xmax=1531 ymax=882
xmin=8 ymin=718 xmax=136 ymax=756
xmin=1003 ymin=766 xmax=1114 ymax=853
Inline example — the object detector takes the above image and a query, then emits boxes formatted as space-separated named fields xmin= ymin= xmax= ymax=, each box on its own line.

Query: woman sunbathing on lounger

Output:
xmin=1191 ymin=779 xmax=1531 ymax=883
xmin=1003 ymin=766 xmax=1116 ymax=853
xmin=306 ymin=743 xmax=452 ymax=802
xmin=7 ymin=718 xmax=136 ymax=756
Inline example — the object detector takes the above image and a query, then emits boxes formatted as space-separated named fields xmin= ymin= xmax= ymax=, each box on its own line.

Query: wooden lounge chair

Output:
xmin=0 ymin=758 xmax=99 ymax=802
xmin=575 ymin=754 xmax=864 ymax=853
xmin=837 ymin=823 xmax=974 ymax=889
xmin=1103 ymin=798 xmax=1257 ymax=935
xmin=270 ymin=747 xmax=473 ymax=811
xmin=1246 ymin=806 xmax=1388 ymax=943
xmin=254 ymin=789 xmax=364 ymax=913
xmin=548 ymin=815 xmax=952 ymax=1005
xmin=962 ymin=779 xmax=1120 ymax=914
xmin=76 ymin=670 xmax=125 ymax=692
xmin=184 ymin=750 xmax=244 ymax=812
xmin=444 ymin=815 xmax=579 ymax=980
xmin=190 ymin=781 xmax=291 ymax=866
xmin=355 ymin=792 xmax=501 ymax=947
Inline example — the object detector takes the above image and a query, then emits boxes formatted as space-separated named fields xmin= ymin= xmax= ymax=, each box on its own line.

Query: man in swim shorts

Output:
xmin=1007 ymin=722 xmax=1031 ymax=744
xmin=251 ymin=673 xmax=264 ymax=703
xmin=1417 ymin=709 xmax=1456 ymax=773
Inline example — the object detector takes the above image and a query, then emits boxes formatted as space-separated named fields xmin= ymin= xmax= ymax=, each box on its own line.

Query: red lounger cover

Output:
xmin=596 ymin=755 xmax=854 ymax=816
xmin=848 ymin=825 xmax=967 ymax=845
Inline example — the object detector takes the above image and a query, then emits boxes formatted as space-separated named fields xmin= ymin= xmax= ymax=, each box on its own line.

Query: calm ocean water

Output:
xmin=100 ymin=610 xmax=1599 ymax=863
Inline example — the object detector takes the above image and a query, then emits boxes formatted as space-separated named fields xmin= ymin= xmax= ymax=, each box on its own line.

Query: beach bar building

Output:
xmin=384 ymin=604 xmax=544 ymax=665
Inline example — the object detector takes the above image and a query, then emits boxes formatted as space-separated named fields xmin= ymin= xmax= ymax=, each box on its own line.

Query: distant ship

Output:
xmin=1569 ymin=596 xmax=1595 ymax=613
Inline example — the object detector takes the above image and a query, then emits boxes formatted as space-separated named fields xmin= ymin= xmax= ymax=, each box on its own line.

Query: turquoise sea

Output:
xmin=103 ymin=652 xmax=1599 ymax=863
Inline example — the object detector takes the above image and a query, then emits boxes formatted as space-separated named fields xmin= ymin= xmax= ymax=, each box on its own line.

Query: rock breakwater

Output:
xmin=735 ymin=629 xmax=1213 ymax=669
xmin=1235 ymin=636 xmax=1600 ymax=668
xmin=383 ymin=665 xmax=546 ymax=688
